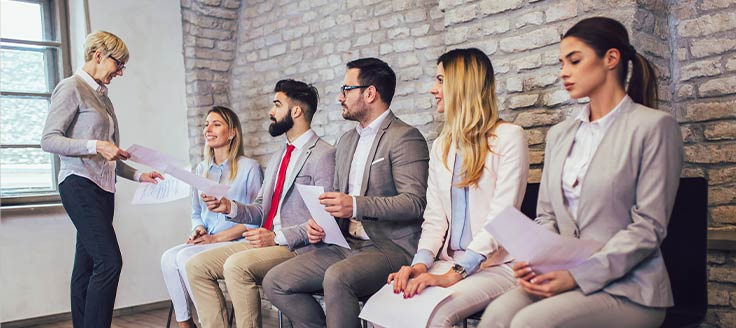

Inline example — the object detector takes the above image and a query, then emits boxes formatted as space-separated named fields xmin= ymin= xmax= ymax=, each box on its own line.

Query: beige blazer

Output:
xmin=417 ymin=123 xmax=529 ymax=267
xmin=536 ymin=96 xmax=683 ymax=307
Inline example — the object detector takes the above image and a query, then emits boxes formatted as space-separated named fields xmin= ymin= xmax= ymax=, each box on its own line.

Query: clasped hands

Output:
xmin=386 ymin=264 xmax=462 ymax=298
xmin=513 ymin=261 xmax=577 ymax=298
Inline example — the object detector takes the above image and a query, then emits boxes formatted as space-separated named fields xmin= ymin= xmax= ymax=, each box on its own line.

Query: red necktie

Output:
xmin=263 ymin=144 xmax=296 ymax=230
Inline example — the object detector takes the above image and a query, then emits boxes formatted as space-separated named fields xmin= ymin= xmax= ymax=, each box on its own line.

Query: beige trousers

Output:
xmin=185 ymin=242 xmax=294 ymax=328
xmin=479 ymin=287 xmax=666 ymax=328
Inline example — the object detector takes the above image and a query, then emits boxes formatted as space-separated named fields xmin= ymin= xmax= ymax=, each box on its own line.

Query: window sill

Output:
xmin=1 ymin=201 xmax=64 ymax=212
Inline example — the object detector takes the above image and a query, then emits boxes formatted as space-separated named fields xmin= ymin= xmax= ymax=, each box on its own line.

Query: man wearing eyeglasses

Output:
xmin=264 ymin=57 xmax=430 ymax=328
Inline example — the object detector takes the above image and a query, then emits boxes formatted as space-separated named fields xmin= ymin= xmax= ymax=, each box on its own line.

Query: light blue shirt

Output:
xmin=192 ymin=156 xmax=263 ymax=235
xmin=412 ymin=153 xmax=486 ymax=276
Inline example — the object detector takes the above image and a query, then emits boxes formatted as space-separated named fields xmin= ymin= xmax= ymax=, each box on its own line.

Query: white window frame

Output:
xmin=1 ymin=0 xmax=71 ymax=206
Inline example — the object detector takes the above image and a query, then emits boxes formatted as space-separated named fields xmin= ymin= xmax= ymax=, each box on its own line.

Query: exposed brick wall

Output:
xmin=182 ymin=0 xmax=736 ymax=326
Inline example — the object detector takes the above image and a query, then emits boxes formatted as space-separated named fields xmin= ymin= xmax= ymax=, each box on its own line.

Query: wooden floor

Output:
xmin=28 ymin=302 xmax=288 ymax=328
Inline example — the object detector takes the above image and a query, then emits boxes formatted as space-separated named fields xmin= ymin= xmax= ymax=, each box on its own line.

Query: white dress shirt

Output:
xmin=562 ymin=96 xmax=626 ymax=220
xmin=348 ymin=109 xmax=391 ymax=240
xmin=229 ymin=129 xmax=315 ymax=245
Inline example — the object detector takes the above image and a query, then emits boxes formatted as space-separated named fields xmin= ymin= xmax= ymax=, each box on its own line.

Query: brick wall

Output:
xmin=181 ymin=0 xmax=736 ymax=326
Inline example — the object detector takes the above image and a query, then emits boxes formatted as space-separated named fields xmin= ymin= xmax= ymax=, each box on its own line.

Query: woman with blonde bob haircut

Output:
xmin=42 ymin=30 xmax=162 ymax=327
xmin=380 ymin=48 xmax=529 ymax=327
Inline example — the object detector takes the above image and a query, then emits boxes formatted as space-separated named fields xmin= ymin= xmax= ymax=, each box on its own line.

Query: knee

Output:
xmin=99 ymin=254 xmax=123 ymax=276
xmin=223 ymin=255 xmax=256 ymax=284
xmin=185 ymin=253 xmax=209 ymax=279
xmin=479 ymin=302 xmax=514 ymax=328
xmin=323 ymin=265 xmax=351 ymax=293
xmin=508 ymin=308 xmax=546 ymax=328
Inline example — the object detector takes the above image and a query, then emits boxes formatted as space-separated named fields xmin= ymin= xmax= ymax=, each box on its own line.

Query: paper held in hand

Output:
xmin=131 ymin=173 xmax=190 ymax=204
xmin=295 ymin=183 xmax=351 ymax=249
xmin=359 ymin=283 xmax=453 ymax=328
xmin=484 ymin=206 xmax=604 ymax=274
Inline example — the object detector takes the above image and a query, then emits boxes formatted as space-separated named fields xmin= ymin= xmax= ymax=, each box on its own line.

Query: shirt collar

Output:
xmin=75 ymin=68 xmax=108 ymax=96
xmin=287 ymin=129 xmax=315 ymax=150
xmin=208 ymin=157 xmax=230 ymax=169
xmin=356 ymin=109 xmax=391 ymax=136
xmin=576 ymin=95 xmax=628 ymax=130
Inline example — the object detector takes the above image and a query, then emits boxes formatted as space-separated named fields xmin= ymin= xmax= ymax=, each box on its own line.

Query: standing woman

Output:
xmin=160 ymin=106 xmax=262 ymax=328
xmin=41 ymin=30 xmax=163 ymax=327
xmin=480 ymin=17 xmax=684 ymax=328
xmin=384 ymin=48 xmax=529 ymax=327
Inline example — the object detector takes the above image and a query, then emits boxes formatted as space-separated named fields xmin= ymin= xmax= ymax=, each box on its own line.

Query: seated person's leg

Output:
xmin=263 ymin=245 xmax=346 ymax=328
xmin=161 ymin=244 xmax=193 ymax=323
xmin=223 ymin=245 xmax=295 ymax=328
xmin=185 ymin=242 xmax=252 ymax=327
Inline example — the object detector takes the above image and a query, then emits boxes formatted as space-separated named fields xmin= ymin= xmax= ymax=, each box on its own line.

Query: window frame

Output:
xmin=1 ymin=0 xmax=71 ymax=206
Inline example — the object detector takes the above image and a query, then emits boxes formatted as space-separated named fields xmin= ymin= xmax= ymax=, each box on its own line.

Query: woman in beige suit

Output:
xmin=382 ymin=48 xmax=529 ymax=328
xmin=480 ymin=17 xmax=684 ymax=328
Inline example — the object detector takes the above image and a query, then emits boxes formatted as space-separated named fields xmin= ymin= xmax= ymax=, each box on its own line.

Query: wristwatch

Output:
xmin=451 ymin=264 xmax=468 ymax=279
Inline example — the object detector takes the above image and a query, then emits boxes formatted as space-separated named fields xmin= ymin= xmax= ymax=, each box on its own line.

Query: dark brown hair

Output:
xmin=563 ymin=17 xmax=658 ymax=108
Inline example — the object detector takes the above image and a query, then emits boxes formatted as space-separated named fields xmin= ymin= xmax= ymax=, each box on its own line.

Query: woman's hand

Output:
xmin=387 ymin=264 xmax=428 ymax=294
xmin=139 ymin=171 xmax=164 ymax=183
xmin=191 ymin=233 xmax=218 ymax=245
xmin=243 ymin=228 xmax=276 ymax=248
xmin=187 ymin=225 xmax=207 ymax=244
xmin=306 ymin=218 xmax=325 ymax=243
xmin=518 ymin=269 xmax=577 ymax=298
xmin=96 ymin=141 xmax=130 ymax=161
xmin=203 ymin=195 xmax=231 ymax=213
xmin=402 ymin=269 xmax=462 ymax=298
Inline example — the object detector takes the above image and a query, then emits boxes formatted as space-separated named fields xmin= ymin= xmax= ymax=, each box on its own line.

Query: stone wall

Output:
xmin=181 ymin=0 xmax=736 ymax=326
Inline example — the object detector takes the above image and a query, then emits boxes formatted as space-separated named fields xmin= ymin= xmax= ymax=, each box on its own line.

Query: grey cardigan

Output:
xmin=41 ymin=74 xmax=137 ymax=192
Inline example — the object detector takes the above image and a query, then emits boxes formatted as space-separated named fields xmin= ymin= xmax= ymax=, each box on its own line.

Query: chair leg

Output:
xmin=228 ymin=303 xmax=235 ymax=328
xmin=463 ymin=318 xmax=468 ymax=328
xmin=166 ymin=301 xmax=174 ymax=328
xmin=278 ymin=310 xmax=283 ymax=328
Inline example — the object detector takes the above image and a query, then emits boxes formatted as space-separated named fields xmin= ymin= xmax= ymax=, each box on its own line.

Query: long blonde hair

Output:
xmin=203 ymin=106 xmax=244 ymax=182
xmin=437 ymin=48 xmax=500 ymax=188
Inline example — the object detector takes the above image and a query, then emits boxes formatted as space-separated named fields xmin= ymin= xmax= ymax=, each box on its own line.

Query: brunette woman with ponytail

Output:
xmin=480 ymin=17 xmax=684 ymax=328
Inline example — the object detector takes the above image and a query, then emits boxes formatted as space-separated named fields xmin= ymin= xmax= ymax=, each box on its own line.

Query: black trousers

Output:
xmin=59 ymin=175 xmax=122 ymax=328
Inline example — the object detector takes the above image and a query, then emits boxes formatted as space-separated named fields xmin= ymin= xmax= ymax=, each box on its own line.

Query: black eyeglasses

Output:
xmin=340 ymin=85 xmax=369 ymax=96
xmin=108 ymin=55 xmax=126 ymax=71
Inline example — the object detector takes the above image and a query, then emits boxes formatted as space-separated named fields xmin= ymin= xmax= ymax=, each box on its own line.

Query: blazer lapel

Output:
xmin=359 ymin=112 xmax=395 ymax=195
xmin=549 ymin=120 xmax=580 ymax=235
xmin=340 ymin=131 xmax=359 ymax=193
xmin=282 ymin=134 xmax=318 ymax=193
xmin=262 ymin=144 xmax=285 ymax=212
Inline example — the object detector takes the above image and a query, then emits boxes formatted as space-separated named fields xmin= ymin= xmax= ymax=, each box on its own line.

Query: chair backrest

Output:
xmin=661 ymin=177 xmax=708 ymax=327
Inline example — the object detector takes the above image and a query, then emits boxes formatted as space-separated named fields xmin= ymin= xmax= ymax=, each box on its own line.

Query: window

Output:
xmin=1 ymin=0 xmax=70 ymax=205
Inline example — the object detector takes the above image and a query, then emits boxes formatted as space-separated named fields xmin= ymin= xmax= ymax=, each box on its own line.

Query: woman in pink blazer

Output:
xmin=384 ymin=48 xmax=529 ymax=327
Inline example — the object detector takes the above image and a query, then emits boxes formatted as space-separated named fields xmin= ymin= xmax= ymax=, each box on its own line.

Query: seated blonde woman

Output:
xmin=381 ymin=48 xmax=529 ymax=328
xmin=160 ymin=106 xmax=262 ymax=328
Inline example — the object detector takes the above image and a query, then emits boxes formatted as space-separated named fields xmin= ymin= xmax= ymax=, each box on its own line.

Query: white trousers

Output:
xmin=161 ymin=242 xmax=233 ymax=322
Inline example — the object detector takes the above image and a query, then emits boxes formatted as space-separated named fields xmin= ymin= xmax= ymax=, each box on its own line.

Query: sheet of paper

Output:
xmin=131 ymin=174 xmax=190 ymax=204
xmin=359 ymin=283 xmax=453 ymax=328
xmin=485 ymin=207 xmax=604 ymax=274
xmin=126 ymin=144 xmax=183 ymax=171
xmin=166 ymin=166 xmax=230 ymax=199
xmin=295 ymin=183 xmax=350 ymax=249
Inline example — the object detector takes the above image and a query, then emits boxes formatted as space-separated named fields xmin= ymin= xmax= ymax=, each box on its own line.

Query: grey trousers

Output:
xmin=479 ymin=287 xmax=666 ymax=328
xmin=263 ymin=239 xmax=405 ymax=328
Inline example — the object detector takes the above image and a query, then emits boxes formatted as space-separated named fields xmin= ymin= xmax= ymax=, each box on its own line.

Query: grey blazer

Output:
xmin=535 ymin=97 xmax=683 ymax=307
xmin=41 ymin=75 xmax=137 ymax=185
xmin=335 ymin=111 xmax=430 ymax=267
xmin=228 ymin=133 xmax=335 ymax=254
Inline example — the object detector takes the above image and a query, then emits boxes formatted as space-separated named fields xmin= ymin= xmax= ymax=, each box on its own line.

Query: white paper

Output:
xmin=127 ymin=144 xmax=183 ymax=171
xmin=166 ymin=166 xmax=230 ymax=199
xmin=295 ymin=183 xmax=350 ymax=249
xmin=485 ymin=207 xmax=603 ymax=274
xmin=359 ymin=283 xmax=453 ymax=328
xmin=131 ymin=174 xmax=190 ymax=204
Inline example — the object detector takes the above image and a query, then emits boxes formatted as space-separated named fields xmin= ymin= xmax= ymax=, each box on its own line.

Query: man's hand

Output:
xmin=203 ymin=195 xmax=231 ymax=214
xmin=319 ymin=192 xmax=353 ymax=218
xmin=139 ymin=171 xmax=164 ymax=184
xmin=306 ymin=218 xmax=325 ymax=244
xmin=243 ymin=228 xmax=276 ymax=248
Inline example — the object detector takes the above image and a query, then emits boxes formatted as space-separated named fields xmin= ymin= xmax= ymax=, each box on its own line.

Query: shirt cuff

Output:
xmin=227 ymin=200 xmax=239 ymax=218
xmin=352 ymin=196 xmax=357 ymax=218
xmin=87 ymin=140 xmax=98 ymax=155
xmin=456 ymin=249 xmax=486 ymax=276
xmin=274 ymin=231 xmax=287 ymax=246
xmin=411 ymin=249 xmax=435 ymax=269
xmin=133 ymin=171 xmax=143 ymax=182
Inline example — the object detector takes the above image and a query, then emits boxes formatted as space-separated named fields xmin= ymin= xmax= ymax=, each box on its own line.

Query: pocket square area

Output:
xmin=371 ymin=157 xmax=385 ymax=165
